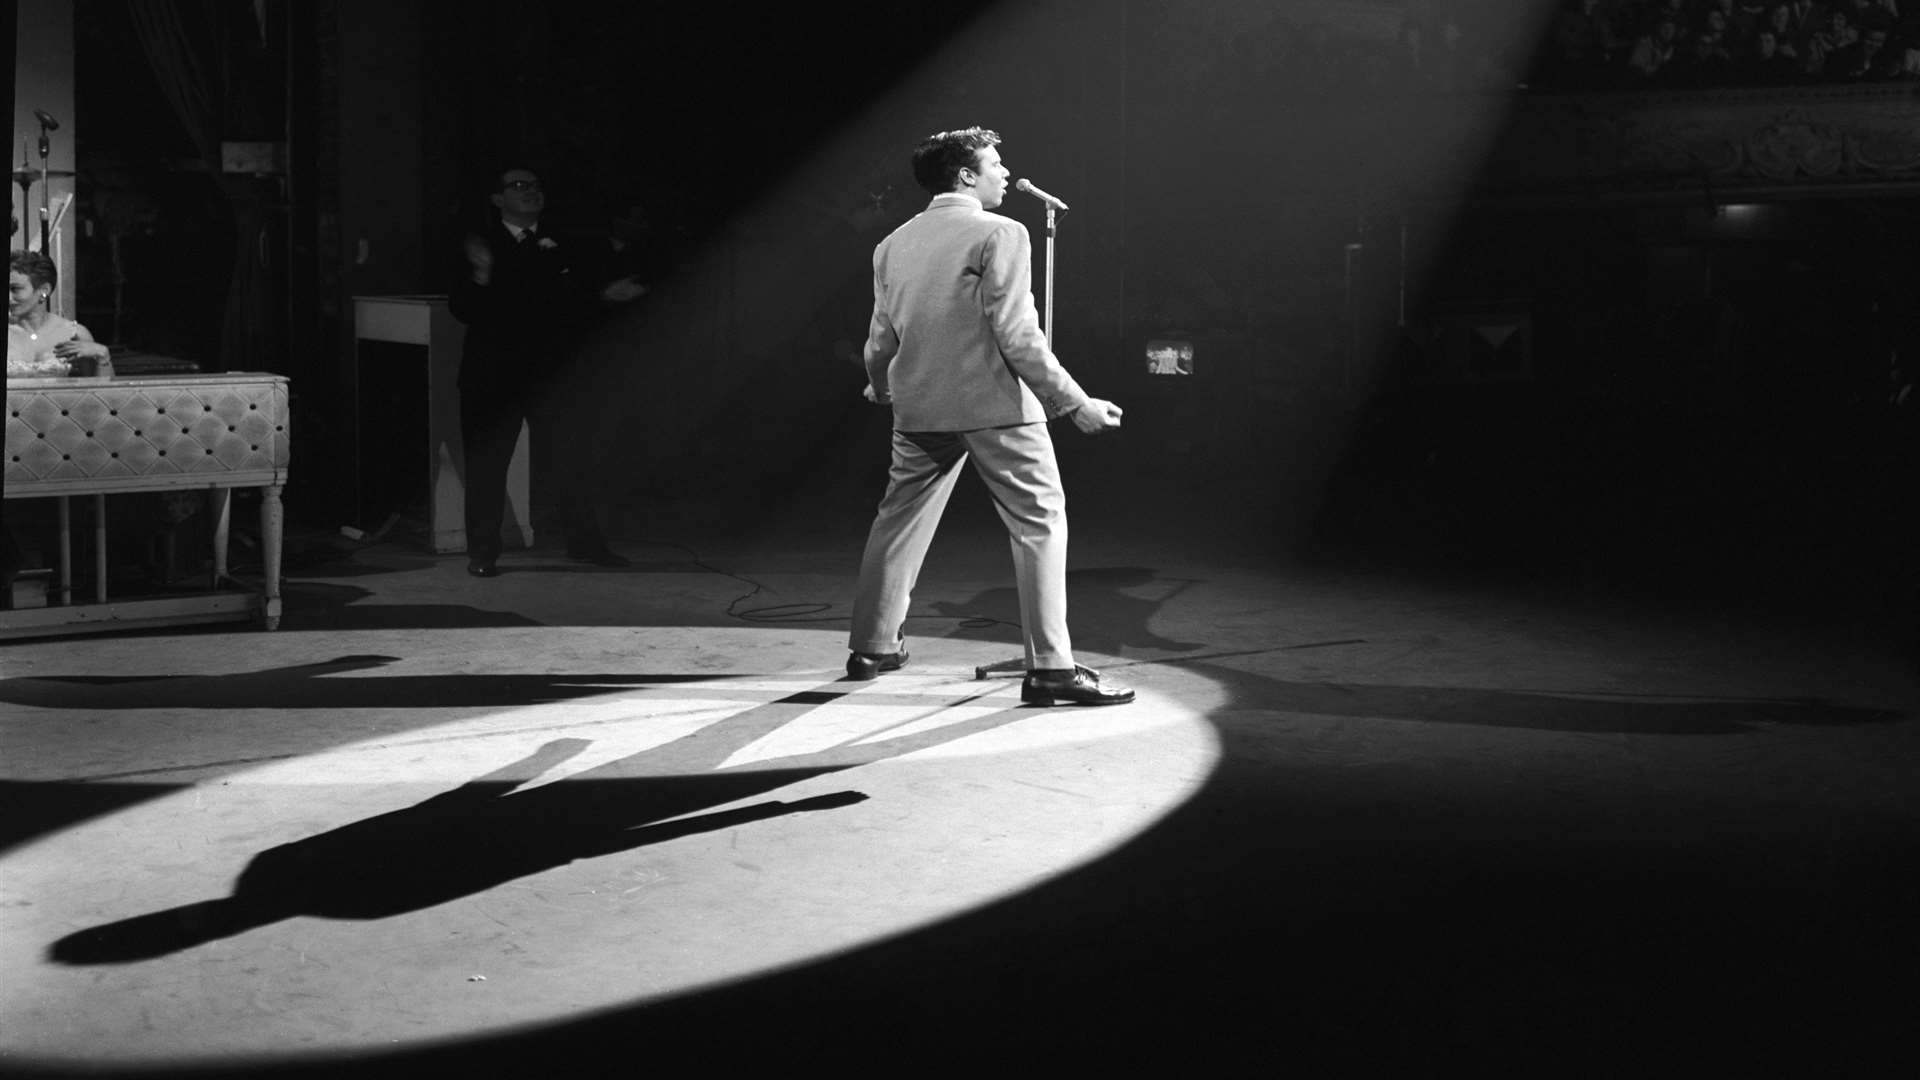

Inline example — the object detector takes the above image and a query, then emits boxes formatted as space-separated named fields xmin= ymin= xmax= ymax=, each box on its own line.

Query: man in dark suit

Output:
xmin=846 ymin=127 xmax=1133 ymax=706
xmin=449 ymin=166 xmax=628 ymax=576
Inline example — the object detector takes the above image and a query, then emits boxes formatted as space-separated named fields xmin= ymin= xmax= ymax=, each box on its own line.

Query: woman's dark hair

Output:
xmin=9 ymin=249 xmax=56 ymax=291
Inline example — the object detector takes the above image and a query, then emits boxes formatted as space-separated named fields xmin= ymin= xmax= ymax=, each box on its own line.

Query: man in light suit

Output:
xmin=846 ymin=127 xmax=1133 ymax=706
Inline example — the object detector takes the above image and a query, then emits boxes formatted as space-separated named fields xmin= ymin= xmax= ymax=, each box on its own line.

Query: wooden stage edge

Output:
xmin=0 ymin=591 xmax=273 ymax=640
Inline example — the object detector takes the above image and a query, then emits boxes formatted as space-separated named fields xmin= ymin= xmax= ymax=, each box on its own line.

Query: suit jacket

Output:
xmin=449 ymin=217 xmax=584 ymax=394
xmin=864 ymin=193 xmax=1089 ymax=432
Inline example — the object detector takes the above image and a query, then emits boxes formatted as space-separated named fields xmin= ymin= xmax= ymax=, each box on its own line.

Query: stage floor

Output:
xmin=3 ymin=488 xmax=1917 ymax=1075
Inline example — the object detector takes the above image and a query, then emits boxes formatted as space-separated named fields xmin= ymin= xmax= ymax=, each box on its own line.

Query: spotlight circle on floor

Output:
xmin=0 ymin=626 xmax=1219 ymax=1070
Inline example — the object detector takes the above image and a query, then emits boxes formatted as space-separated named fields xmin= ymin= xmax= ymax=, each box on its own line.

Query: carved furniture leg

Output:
xmin=55 ymin=496 xmax=71 ymax=606
xmin=93 ymin=494 xmax=107 ymax=603
xmin=261 ymin=484 xmax=283 ymax=630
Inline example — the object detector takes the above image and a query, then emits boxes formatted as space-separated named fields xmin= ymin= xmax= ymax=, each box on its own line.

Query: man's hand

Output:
xmin=463 ymin=234 xmax=494 ymax=285
xmin=1070 ymin=397 xmax=1123 ymax=434
xmin=601 ymin=275 xmax=648 ymax=303
xmin=863 ymin=384 xmax=892 ymax=405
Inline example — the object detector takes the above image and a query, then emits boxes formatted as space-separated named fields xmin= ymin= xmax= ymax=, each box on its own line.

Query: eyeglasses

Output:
xmin=502 ymin=179 xmax=543 ymax=192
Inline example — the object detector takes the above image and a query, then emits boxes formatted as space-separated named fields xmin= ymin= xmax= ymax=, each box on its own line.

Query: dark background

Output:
xmin=53 ymin=0 xmax=1920 ymax=626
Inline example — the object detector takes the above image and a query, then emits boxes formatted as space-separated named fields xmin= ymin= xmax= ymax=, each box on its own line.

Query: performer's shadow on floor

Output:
xmin=0 ymin=655 xmax=771 ymax=711
xmin=48 ymin=682 xmax=1024 ymax=966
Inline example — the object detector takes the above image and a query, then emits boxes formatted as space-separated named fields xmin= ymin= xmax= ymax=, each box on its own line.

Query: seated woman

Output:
xmin=7 ymin=249 xmax=112 ymax=378
xmin=5 ymin=249 xmax=115 ymax=608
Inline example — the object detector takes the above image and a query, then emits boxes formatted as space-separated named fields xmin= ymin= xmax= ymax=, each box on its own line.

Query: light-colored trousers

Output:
xmin=850 ymin=422 xmax=1074 ymax=671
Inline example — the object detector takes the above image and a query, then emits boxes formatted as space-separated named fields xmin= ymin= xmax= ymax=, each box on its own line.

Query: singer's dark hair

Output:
xmin=10 ymin=249 xmax=57 ymax=291
xmin=911 ymin=127 xmax=1002 ymax=196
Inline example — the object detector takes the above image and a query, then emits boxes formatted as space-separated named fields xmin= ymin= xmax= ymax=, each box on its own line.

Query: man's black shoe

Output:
xmin=1021 ymin=665 xmax=1135 ymax=706
xmin=566 ymin=546 xmax=632 ymax=568
xmin=467 ymin=560 xmax=500 ymax=578
xmin=846 ymin=643 xmax=909 ymax=680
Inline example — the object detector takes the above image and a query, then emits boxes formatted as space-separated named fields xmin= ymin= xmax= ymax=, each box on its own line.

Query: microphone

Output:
xmin=33 ymin=109 xmax=59 ymax=131
xmin=1014 ymin=178 xmax=1068 ymax=212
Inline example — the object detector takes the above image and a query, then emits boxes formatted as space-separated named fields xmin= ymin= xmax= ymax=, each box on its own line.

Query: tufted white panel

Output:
xmin=5 ymin=375 xmax=289 ymax=496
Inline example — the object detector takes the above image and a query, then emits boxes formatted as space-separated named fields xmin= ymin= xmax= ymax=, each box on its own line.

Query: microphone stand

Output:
xmin=1041 ymin=202 xmax=1057 ymax=345
xmin=37 ymin=117 xmax=54 ymax=254
xmin=975 ymin=195 xmax=1065 ymax=682
xmin=13 ymin=139 xmax=32 ymax=249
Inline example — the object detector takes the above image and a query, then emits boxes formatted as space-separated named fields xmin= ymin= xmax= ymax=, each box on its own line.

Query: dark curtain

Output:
xmin=126 ymin=0 xmax=273 ymax=372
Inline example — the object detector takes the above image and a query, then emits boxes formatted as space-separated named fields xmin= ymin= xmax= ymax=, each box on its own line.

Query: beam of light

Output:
xmin=0 ymin=3 xmax=1579 ymax=1069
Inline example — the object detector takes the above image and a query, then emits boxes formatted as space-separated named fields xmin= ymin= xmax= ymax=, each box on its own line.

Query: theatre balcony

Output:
xmin=1473 ymin=81 xmax=1920 ymax=208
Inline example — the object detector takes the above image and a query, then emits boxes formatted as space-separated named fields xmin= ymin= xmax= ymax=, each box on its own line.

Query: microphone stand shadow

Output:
xmin=49 ymin=680 xmax=1026 ymax=966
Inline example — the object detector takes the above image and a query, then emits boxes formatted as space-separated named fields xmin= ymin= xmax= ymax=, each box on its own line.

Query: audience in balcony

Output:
xmin=1803 ymin=5 xmax=1862 ymax=74
xmin=1539 ymin=0 xmax=1920 ymax=86
xmin=1625 ymin=14 xmax=1683 ymax=80
xmin=1758 ymin=3 xmax=1809 ymax=64
xmin=1828 ymin=23 xmax=1904 ymax=75
xmin=1777 ymin=0 xmax=1825 ymax=49
xmin=1676 ymin=5 xmax=1740 ymax=81
xmin=1550 ymin=0 xmax=1630 ymax=84
xmin=1701 ymin=0 xmax=1747 ymax=43
xmin=1739 ymin=26 xmax=1806 ymax=79
xmin=1732 ymin=0 xmax=1773 ymax=38
xmin=1184 ymin=0 xmax=1913 ymax=97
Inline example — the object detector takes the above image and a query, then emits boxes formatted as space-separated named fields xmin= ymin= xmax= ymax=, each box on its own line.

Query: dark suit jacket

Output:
xmin=449 ymin=217 xmax=585 ymax=395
